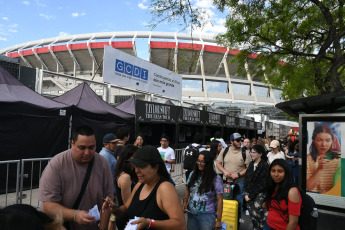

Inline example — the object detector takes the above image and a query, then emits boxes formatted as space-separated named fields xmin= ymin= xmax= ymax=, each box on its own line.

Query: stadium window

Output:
xmin=205 ymin=80 xmax=228 ymax=93
xmin=182 ymin=79 xmax=203 ymax=91
xmin=253 ymin=85 xmax=269 ymax=98
xmin=231 ymin=82 xmax=250 ymax=96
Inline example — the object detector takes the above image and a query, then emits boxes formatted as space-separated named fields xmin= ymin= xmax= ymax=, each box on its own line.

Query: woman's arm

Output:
xmin=183 ymin=186 xmax=190 ymax=211
xmin=118 ymin=173 xmax=133 ymax=204
xmin=286 ymin=187 xmax=300 ymax=230
xmin=131 ymin=182 xmax=186 ymax=230
xmin=215 ymin=193 xmax=223 ymax=229
xmin=306 ymin=155 xmax=326 ymax=191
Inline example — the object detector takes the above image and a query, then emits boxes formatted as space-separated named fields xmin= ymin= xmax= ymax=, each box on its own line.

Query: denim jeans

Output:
xmin=234 ymin=180 xmax=244 ymax=219
xmin=263 ymin=221 xmax=276 ymax=230
xmin=187 ymin=212 xmax=216 ymax=230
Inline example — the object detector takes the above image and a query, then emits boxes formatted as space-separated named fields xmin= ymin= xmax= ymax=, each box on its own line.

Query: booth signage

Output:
xmin=255 ymin=122 xmax=262 ymax=130
xmin=248 ymin=120 xmax=255 ymax=130
xmin=179 ymin=107 xmax=202 ymax=124
xmin=103 ymin=46 xmax=182 ymax=100
xmin=136 ymin=100 xmax=177 ymax=123
xmin=207 ymin=112 xmax=222 ymax=126
xmin=237 ymin=118 xmax=248 ymax=128
xmin=225 ymin=116 xmax=236 ymax=128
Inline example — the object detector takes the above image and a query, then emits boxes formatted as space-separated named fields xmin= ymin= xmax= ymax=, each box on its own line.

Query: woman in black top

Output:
xmin=243 ymin=145 xmax=269 ymax=230
xmin=113 ymin=144 xmax=138 ymax=230
xmin=103 ymin=145 xmax=185 ymax=230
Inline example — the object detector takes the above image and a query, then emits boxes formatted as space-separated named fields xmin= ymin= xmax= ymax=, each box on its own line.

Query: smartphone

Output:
xmin=103 ymin=198 xmax=119 ymax=208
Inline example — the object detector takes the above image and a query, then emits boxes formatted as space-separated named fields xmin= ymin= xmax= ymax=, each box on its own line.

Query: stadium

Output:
xmin=0 ymin=31 xmax=284 ymax=118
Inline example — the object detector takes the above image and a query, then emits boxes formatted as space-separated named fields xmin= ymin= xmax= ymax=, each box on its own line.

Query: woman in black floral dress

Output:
xmin=243 ymin=145 xmax=269 ymax=230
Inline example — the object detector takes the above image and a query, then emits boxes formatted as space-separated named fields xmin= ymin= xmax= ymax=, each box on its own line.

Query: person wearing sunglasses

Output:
xmin=216 ymin=133 xmax=251 ymax=228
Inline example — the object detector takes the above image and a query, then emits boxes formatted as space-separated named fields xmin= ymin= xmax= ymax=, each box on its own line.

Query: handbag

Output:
xmin=64 ymin=157 xmax=94 ymax=230
xmin=223 ymin=180 xmax=239 ymax=200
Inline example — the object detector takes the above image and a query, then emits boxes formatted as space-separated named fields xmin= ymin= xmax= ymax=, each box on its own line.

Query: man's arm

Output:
xmin=43 ymin=201 xmax=95 ymax=225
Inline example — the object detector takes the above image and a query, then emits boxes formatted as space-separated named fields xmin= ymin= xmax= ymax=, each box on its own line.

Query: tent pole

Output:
xmin=68 ymin=115 xmax=73 ymax=149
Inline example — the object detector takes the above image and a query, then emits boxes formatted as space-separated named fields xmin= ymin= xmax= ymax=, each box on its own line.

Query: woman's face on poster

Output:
xmin=313 ymin=132 xmax=332 ymax=156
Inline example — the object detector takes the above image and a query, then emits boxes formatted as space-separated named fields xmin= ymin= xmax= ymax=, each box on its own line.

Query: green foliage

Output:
xmin=149 ymin=0 xmax=345 ymax=100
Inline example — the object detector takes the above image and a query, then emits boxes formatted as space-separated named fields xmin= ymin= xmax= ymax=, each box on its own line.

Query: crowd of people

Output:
xmin=1 ymin=124 xmax=310 ymax=230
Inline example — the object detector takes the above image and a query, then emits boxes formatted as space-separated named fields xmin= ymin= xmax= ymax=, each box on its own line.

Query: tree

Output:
xmin=149 ymin=0 xmax=345 ymax=100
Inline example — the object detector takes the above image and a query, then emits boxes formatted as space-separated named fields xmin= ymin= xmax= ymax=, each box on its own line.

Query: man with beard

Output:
xmin=216 ymin=133 xmax=250 ymax=229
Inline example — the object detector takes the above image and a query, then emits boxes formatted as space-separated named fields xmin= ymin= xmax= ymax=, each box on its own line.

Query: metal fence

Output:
xmin=0 ymin=149 xmax=186 ymax=208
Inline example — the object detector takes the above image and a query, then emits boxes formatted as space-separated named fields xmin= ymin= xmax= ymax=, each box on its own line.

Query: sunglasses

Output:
xmin=234 ymin=138 xmax=242 ymax=142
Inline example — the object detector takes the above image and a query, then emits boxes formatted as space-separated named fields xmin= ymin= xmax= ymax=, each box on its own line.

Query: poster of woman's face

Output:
xmin=306 ymin=122 xmax=343 ymax=197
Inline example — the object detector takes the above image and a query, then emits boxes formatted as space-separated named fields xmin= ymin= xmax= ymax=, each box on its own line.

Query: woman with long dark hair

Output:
xmin=103 ymin=145 xmax=185 ymax=230
xmin=243 ymin=145 xmax=269 ymax=230
xmin=183 ymin=150 xmax=223 ymax=230
xmin=264 ymin=159 xmax=301 ymax=230
xmin=113 ymin=144 xmax=138 ymax=230
xmin=210 ymin=140 xmax=222 ymax=175
xmin=307 ymin=125 xmax=341 ymax=194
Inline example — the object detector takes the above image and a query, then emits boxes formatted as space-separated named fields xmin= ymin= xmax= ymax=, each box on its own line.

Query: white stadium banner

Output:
xmin=103 ymin=45 xmax=182 ymax=100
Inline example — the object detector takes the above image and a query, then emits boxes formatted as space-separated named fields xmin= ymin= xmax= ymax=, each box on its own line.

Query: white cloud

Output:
xmin=8 ymin=24 xmax=18 ymax=28
xmin=0 ymin=36 xmax=7 ymax=41
xmin=22 ymin=0 xmax=30 ymax=5
xmin=125 ymin=2 xmax=131 ymax=5
xmin=72 ymin=12 xmax=86 ymax=17
xmin=1 ymin=17 xmax=8 ymax=20
xmin=40 ymin=13 xmax=55 ymax=20
xmin=138 ymin=3 xmax=148 ymax=9
xmin=8 ymin=29 xmax=17 ymax=33
xmin=59 ymin=32 xmax=69 ymax=37
xmin=195 ymin=0 xmax=215 ymax=9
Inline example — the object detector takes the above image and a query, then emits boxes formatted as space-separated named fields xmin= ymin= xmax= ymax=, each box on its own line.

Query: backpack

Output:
xmin=285 ymin=187 xmax=318 ymax=230
xmin=297 ymin=188 xmax=318 ymax=230
xmin=183 ymin=144 xmax=202 ymax=170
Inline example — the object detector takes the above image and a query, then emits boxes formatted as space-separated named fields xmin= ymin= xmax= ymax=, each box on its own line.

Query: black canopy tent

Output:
xmin=53 ymin=82 xmax=134 ymax=152
xmin=0 ymin=66 xmax=71 ymax=193
xmin=275 ymin=91 xmax=345 ymax=118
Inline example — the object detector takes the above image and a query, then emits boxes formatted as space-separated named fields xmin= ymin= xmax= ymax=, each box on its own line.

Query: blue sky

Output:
xmin=0 ymin=0 xmax=228 ymax=92
xmin=0 ymin=0 xmax=227 ymax=54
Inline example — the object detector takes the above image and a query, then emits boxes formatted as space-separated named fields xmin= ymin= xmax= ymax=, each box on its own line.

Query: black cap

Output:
xmin=127 ymin=145 xmax=162 ymax=167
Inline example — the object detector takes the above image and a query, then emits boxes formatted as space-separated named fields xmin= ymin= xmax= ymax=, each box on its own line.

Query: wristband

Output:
xmin=150 ymin=219 xmax=155 ymax=228
xmin=237 ymin=172 xmax=241 ymax=177
xmin=73 ymin=209 xmax=79 ymax=222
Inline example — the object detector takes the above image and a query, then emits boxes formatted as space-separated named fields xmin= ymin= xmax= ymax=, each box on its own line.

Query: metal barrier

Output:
xmin=19 ymin=158 xmax=52 ymax=207
xmin=1 ymin=149 xmax=185 ymax=208
xmin=0 ymin=160 xmax=20 ymax=208
xmin=171 ymin=148 xmax=186 ymax=186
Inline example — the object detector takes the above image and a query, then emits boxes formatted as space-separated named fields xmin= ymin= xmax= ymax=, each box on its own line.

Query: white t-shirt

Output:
xmin=157 ymin=146 xmax=175 ymax=173
xmin=267 ymin=151 xmax=286 ymax=164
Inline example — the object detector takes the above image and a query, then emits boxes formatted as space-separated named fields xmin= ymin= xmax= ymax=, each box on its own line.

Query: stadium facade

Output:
xmin=0 ymin=31 xmax=284 ymax=117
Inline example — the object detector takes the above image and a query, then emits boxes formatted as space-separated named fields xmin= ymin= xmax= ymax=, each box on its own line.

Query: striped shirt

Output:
xmin=307 ymin=153 xmax=340 ymax=193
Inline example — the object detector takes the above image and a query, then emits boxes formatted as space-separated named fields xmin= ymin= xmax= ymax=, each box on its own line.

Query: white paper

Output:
xmin=124 ymin=216 xmax=140 ymax=230
xmin=88 ymin=204 xmax=100 ymax=221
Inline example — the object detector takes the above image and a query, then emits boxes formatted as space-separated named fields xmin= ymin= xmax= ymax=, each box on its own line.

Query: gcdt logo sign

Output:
xmin=115 ymin=59 xmax=148 ymax=80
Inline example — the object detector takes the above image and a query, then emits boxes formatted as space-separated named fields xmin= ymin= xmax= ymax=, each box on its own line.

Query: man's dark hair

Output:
xmin=194 ymin=133 xmax=203 ymax=144
xmin=161 ymin=133 xmax=170 ymax=142
xmin=117 ymin=127 xmax=130 ymax=140
xmin=72 ymin=126 xmax=95 ymax=143
xmin=214 ymin=131 xmax=222 ymax=139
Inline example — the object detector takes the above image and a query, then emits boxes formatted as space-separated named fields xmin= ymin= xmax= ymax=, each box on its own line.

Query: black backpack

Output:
xmin=183 ymin=144 xmax=202 ymax=170
xmin=297 ymin=188 xmax=318 ymax=230
xmin=285 ymin=187 xmax=318 ymax=230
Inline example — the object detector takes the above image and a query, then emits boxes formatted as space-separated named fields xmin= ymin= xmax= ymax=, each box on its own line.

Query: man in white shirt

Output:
xmin=157 ymin=134 xmax=176 ymax=174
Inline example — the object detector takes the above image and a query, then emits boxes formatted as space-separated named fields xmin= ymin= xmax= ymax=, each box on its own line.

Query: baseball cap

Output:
xmin=127 ymin=145 xmax=162 ymax=167
xmin=103 ymin=133 xmax=119 ymax=143
xmin=270 ymin=140 xmax=280 ymax=148
xmin=230 ymin=133 xmax=242 ymax=141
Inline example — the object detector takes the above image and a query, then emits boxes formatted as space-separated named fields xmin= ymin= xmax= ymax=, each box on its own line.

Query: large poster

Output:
xmin=103 ymin=45 xmax=182 ymax=100
xmin=301 ymin=114 xmax=345 ymax=210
